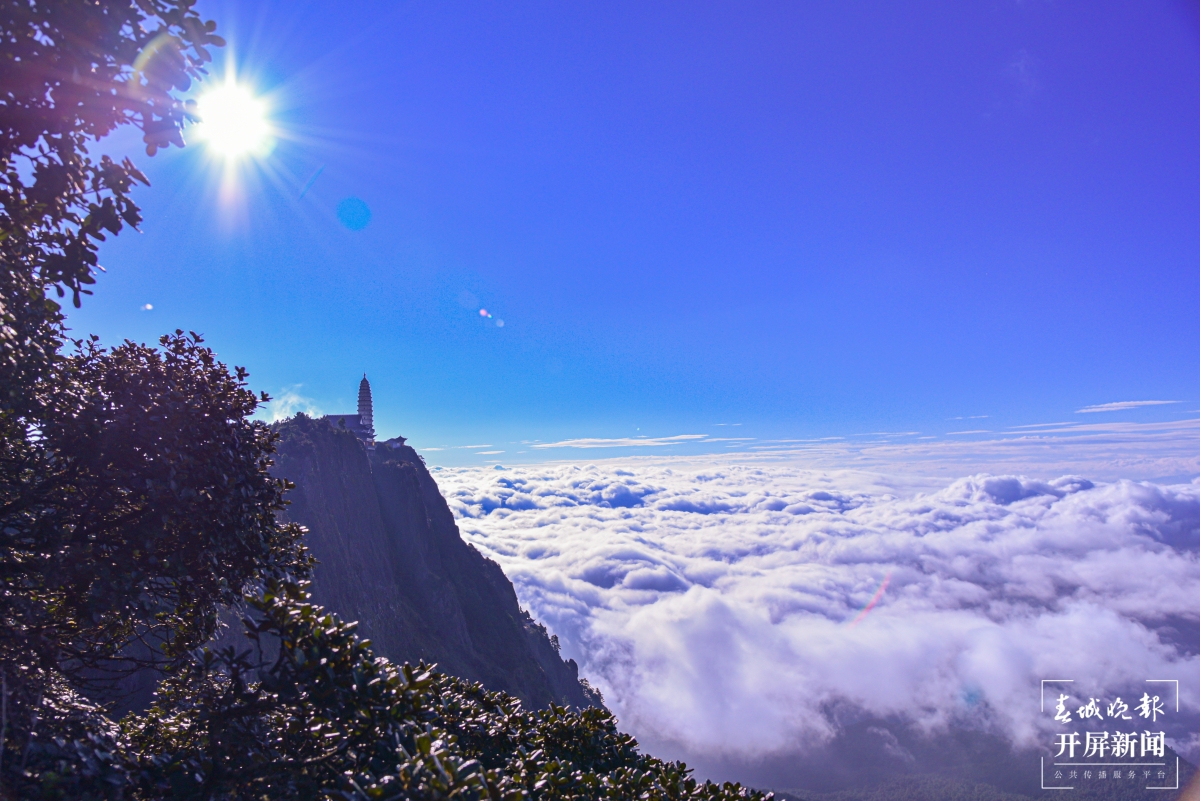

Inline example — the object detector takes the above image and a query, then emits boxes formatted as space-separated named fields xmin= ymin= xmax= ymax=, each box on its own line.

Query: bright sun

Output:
xmin=194 ymin=82 xmax=271 ymax=158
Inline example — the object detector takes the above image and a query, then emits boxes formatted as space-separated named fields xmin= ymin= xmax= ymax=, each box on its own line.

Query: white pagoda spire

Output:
xmin=357 ymin=374 xmax=374 ymax=439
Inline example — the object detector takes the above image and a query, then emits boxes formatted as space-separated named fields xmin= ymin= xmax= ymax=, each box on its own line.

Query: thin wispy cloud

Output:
xmin=1076 ymin=400 xmax=1180 ymax=413
xmin=1003 ymin=48 xmax=1041 ymax=97
xmin=708 ymin=418 xmax=1200 ymax=481
xmin=257 ymin=385 xmax=320 ymax=422
xmin=996 ymin=418 xmax=1200 ymax=437
xmin=532 ymin=434 xmax=707 ymax=449
xmin=429 ymin=421 xmax=1200 ymax=470
xmin=1008 ymin=421 xmax=1077 ymax=429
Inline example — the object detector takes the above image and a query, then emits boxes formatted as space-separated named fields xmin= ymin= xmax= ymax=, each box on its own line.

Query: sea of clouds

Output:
xmin=433 ymin=454 xmax=1200 ymax=780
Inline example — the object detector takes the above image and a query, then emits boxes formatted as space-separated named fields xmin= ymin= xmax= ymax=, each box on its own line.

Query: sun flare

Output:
xmin=194 ymin=82 xmax=271 ymax=158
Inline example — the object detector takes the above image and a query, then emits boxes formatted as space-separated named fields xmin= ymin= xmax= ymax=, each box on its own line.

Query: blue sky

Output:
xmin=68 ymin=1 xmax=1200 ymax=465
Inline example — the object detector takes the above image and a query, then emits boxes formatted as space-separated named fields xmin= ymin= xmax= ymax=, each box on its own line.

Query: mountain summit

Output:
xmin=271 ymin=413 xmax=601 ymax=710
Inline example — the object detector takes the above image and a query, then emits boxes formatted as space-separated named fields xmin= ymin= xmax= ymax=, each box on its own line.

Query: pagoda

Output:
xmin=323 ymin=374 xmax=376 ymax=444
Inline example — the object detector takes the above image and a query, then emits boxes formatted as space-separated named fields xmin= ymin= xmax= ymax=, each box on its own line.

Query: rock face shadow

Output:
xmin=272 ymin=414 xmax=601 ymax=710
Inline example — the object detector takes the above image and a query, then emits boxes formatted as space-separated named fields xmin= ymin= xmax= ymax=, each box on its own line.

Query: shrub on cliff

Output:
xmin=125 ymin=580 xmax=769 ymax=800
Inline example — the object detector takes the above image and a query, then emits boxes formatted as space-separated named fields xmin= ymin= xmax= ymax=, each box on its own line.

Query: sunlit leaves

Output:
xmin=1 ymin=0 xmax=222 ymax=311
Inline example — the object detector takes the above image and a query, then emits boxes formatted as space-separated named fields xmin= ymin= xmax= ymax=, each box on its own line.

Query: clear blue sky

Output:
xmin=68 ymin=1 xmax=1200 ymax=464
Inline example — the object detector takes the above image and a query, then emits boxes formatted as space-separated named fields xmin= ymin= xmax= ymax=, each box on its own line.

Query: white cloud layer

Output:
xmin=434 ymin=456 xmax=1200 ymax=771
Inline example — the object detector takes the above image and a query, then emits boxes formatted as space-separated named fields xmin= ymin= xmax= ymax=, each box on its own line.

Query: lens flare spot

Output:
xmin=298 ymin=165 xmax=324 ymax=199
xmin=479 ymin=308 xmax=491 ymax=318
xmin=847 ymin=572 xmax=891 ymax=628
xmin=495 ymin=319 xmax=505 ymax=327
xmin=141 ymin=303 xmax=153 ymax=311
xmin=336 ymin=197 xmax=372 ymax=230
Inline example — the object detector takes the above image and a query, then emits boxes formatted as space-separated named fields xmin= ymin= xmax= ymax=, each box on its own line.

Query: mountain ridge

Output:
xmin=270 ymin=413 xmax=601 ymax=710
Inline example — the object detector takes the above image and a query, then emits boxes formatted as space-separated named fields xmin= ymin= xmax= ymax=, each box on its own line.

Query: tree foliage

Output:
xmin=6 ymin=332 xmax=309 ymax=680
xmin=123 ymin=581 xmax=769 ymax=801
xmin=0 ymin=2 xmax=774 ymax=800
xmin=1 ymin=0 xmax=222 ymax=308
xmin=0 ymin=324 xmax=312 ymax=798
xmin=1 ymin=0 xmax=223 ymax=487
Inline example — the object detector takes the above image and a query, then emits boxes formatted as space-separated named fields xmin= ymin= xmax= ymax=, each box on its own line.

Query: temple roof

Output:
xmin=321 ymin=375 xmax=383 ymax=446
xmin=323 ymin=413 xmax=373 ymax=443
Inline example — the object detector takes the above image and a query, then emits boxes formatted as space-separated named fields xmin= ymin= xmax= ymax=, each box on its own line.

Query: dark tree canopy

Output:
xmin=0 ymin=3 xmax=774 ymax=800
xmin=7 ymin=333 xmax=309 ymax=682
xmin=0 ymin=2 xmax=311 ymax=796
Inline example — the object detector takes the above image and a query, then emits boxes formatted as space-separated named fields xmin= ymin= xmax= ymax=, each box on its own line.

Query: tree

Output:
xmin=1 ymin=0 xmax=225 ymax=454
xmin=0 ymin=2 xmax=308 ymax=796
xmin=0 ymin=329 xmax=310 ymax=798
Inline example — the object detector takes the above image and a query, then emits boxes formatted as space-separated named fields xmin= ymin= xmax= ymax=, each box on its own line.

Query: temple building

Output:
xmin=323 ymin=374 xmax=377 ymax=444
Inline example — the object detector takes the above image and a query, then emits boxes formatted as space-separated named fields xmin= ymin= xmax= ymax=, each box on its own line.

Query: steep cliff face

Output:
xmin=271 ymin=415 xmax=600 ymax=710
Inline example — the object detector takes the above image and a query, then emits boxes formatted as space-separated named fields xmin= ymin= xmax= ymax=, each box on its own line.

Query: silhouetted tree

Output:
xmin=0 ymin=2 xmax=307 ymax=796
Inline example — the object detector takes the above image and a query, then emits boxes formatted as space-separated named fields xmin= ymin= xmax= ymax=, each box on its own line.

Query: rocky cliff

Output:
xmin=271 ymin=414 xmax=601 ymax=710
